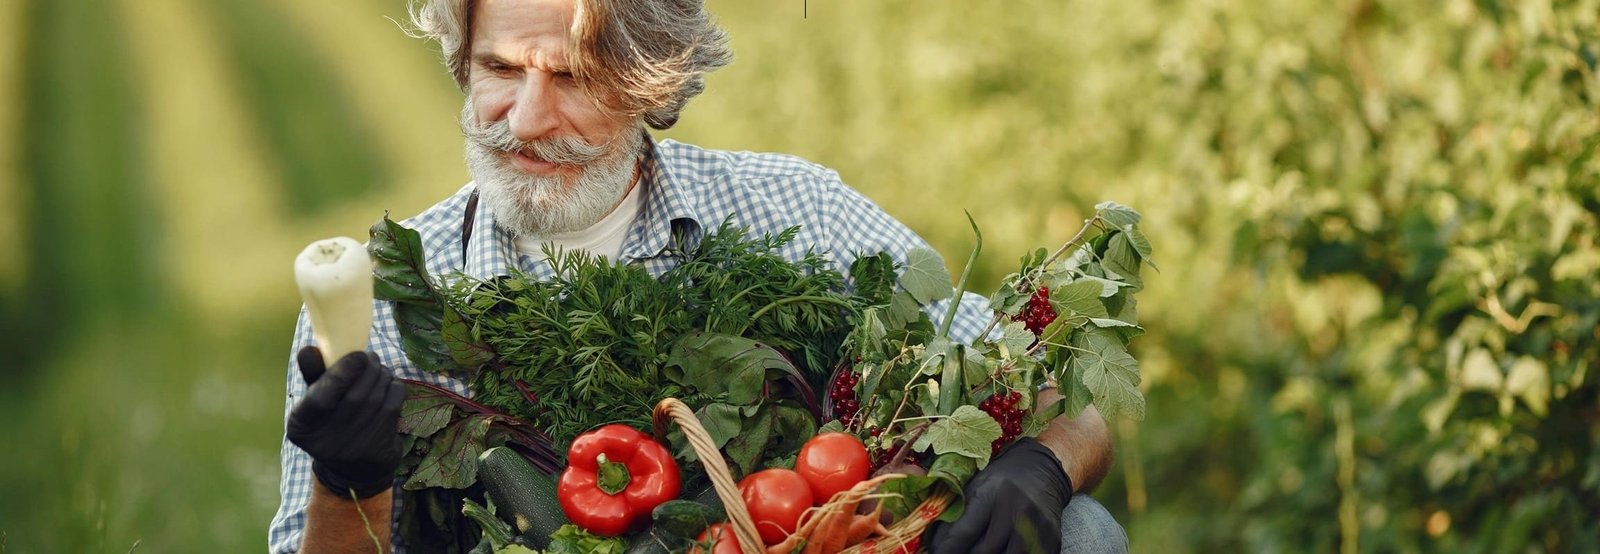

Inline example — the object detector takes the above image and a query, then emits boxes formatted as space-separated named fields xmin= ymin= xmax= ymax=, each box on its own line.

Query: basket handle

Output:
xmin=653 ymin=398 xmax=768 ymax=553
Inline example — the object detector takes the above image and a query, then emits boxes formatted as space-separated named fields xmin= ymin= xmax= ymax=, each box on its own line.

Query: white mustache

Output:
xmin=463 ymin=119 xmax=609 ymax=166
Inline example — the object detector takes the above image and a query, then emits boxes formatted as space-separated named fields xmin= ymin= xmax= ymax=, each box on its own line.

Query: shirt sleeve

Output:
xmin=811 ymin=170 xmax=994 ymax=345
xmin=267 ymin=306 xmax=316 ymax=554
xmin=268 ymin=302 xmax=415 ymax=554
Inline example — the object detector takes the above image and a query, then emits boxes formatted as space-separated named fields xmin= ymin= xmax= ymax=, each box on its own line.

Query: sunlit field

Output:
xmin=1 ymin=0 xmax=1595 ymax=551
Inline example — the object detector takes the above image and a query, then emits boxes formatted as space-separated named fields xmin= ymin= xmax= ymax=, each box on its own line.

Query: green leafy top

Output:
xmin=837 ymin=201 xmax=1154 ymax=493
xmin=369 ymin=218 xmax=865 ymax=458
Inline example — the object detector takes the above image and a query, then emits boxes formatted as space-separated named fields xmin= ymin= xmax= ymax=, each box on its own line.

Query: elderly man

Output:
xmin=269 ymin=0 xmax=1129 ymax=552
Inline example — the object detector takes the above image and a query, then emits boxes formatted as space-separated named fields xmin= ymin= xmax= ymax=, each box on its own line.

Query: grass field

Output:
xmin=1 ymin=0 xmax=1595 ymax=551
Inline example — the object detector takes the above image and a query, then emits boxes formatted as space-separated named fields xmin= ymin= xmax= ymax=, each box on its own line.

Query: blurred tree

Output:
xmin=9 ymin=0 xmax=167 ymax=377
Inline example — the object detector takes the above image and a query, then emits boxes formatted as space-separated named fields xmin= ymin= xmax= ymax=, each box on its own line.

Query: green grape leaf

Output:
xmin=1062 ymin=374 xmax=1095 ymax=420
xmin=913 ymin=405 xmax=1004 ymax=469
xmin=902 ymin=247 xmax=954 ymax=304
xmin=989 ymin=286 xmax=1030 ymax=316
xmin=1102 ymin=233 xmax=1142 ymax=289
xmin=1078 ymin=275 xmax=1129 ymax=297
xmin=1095 ymin=201 xmax=1142 ymax=228
xmin=1069 ymin=330 xmax=1145 ymax=421
xmin=1088 ymin=317 xmax=1141 ymax=329
xmin=1052 ymin=280 xmax=1110 ymax=319
xmin=886 ymin=290 xmax=924 ymax=330
xmin=921 ymin=336 xmax=956 ymax=376
xmin=1126 ymin=228 xmax=1157 ymax=269
xmin=999 ymin=321 xmax=1035 ymax=356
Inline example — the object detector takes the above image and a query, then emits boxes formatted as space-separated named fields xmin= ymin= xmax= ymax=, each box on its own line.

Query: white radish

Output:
xmin=294 ymin=237 xmax=375 ymax=367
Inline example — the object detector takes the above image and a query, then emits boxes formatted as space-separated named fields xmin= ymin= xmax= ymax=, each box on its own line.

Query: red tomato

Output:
xmin=690 ymin=522 xmax=743 ymax=554
xmin=737 ymin=468 xmax=814 ymax=545
xmin=794 ymin=432 xmax=871 ymax=504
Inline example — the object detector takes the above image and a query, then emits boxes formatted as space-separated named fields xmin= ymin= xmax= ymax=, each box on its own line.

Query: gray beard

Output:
xmin=462 ymin=108 xmax=642 ymax=237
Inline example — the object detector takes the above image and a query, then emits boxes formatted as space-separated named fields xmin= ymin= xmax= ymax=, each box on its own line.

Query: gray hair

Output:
xmin=408 ymin=0 xmax=732 ymax=129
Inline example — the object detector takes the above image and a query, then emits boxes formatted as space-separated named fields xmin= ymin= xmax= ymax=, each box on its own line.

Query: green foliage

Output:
xmin=913 ymin=405 xmax=1003 ymax=465
xmin=370 ymin=215 xmax=480 ymax=376
xmin=11 ymin=0 xmax=167 ymax=373
xmin=454 ymin=222 xmax=859 ymax=447
xmin=836 ymin=204 xmax=1152 ymax=520
xmin=6 ymin=0 xmax=1598 ymax=551
xmin=662 ymin=332 xmax=819 ymax=479
xmin=199 ymin=0 xmax=386 ymax=216
xmin=1095 ymin=0 xmax=1600 ymax=551
xmin=544 ymin=524 xmax=626 ymax=554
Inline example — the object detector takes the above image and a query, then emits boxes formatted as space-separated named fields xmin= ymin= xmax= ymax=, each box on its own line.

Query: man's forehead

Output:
xmin=471 ymin=0 xmax=577 ymax=58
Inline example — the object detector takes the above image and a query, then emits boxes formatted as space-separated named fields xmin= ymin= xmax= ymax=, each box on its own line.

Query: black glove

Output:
xmin=287 ymin=346 xmax=406 ymax=499
xmin=926 ymin=438 xmax=1073 ymax=553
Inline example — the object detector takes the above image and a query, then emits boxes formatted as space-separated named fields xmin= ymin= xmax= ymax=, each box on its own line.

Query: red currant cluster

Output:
xmin=829 ymin=370 xmax=862 ymax=426
xmin=979 ymin=391 xmax=1026 ymax=456
xmin=870 ymin=438 xmax=904 ymax=470
xmin=1020 ymin=287 xmax=1057 ymax=337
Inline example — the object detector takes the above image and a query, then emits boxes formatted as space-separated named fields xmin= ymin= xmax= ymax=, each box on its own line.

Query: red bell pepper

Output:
xmin=557 ymin=424 xmax=682 ymax=536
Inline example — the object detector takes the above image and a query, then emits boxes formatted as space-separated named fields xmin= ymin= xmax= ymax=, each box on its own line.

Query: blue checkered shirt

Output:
xmin=269 ymin=137 xmax=992 ymax=553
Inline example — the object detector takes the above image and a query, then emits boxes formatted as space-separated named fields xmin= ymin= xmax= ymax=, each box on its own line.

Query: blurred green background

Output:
xmin=1 ymin=0 xmax=1596 ymax=551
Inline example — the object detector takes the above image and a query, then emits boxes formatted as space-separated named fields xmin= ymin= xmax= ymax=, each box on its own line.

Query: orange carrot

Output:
xmin=844 ymin=503 xmax=891 ymax=546
xmin=765 ymin=536 xmax=804 ymax=554
xmin=777 ymin=474 xmax=905 ymax=554
xmin=768 ymin=507 xmax=825 ymax=554
xmin=802 ymin=507 xmax=852 ymax=554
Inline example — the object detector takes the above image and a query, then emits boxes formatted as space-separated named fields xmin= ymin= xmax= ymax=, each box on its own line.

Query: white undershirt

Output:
xmin=512 ymin=182 xmax=645 ymax=262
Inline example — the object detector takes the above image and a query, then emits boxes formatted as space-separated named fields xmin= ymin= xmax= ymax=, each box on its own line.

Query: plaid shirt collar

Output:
xmin=460 ymin=133 xmax=704 ymax=281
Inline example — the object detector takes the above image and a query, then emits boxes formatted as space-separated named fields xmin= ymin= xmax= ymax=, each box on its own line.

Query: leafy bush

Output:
xmin=1101 ymin=0 xmax=1599 ymax=551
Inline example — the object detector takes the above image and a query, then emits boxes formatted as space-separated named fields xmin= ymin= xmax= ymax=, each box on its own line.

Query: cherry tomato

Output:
xmin=737 ymin=468 xmax=814 ymax=545
xmin=794 ymin=432 xmax=871 ymax=504
xmin=690 ymin=522 xmax=743 ymax=554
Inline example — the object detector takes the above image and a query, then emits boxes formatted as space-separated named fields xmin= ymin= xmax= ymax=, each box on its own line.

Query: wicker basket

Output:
xmin=652 ymin=398 xmax=950 ymax=553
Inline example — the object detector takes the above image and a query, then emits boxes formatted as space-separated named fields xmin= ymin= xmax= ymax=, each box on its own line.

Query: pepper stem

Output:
xmin=596 ymin=453 xmax=631 ymax=495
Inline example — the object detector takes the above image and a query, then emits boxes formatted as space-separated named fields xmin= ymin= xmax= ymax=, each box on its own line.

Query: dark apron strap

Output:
xmin=460 ymin=188 xmax=480 ymax=270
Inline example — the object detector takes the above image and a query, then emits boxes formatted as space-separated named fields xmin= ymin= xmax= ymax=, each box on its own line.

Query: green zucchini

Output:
xmin=627 ymin=485 xmax=729 ymax=554
xmin=649 ymin=500 xmax=719 ymax=541
xmin=624 ymin=531 xmax=673 ymax=554
xmin=479 ymin=446 xmax=569 ymax=548
xmin=462 ymin=498 xmax=515 ymax=550
xmin=687 ymin=484 xmax=727 ymax=521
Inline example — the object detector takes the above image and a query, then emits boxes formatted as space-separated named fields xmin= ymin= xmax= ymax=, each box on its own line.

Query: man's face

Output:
xmin=464 ymin=0 xmax=642 ymax=236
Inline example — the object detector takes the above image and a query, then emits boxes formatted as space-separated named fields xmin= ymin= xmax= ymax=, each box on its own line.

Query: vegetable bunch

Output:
xmin=447 ymin=223 xmax=857 ymax=447
xmin=821 ymin=202 xmax=1154 ymax=521
xmin=365 ymin=217 xmax=869 ymax=550
xmin=356 ymin=200 xmax=1154 ymax=552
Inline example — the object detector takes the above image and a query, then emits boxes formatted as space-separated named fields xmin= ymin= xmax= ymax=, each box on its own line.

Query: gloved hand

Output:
xmin=287 ymin=346 xmax=406 ymax=499
xmin=926 ymin=438 xmax=1073 ymax=553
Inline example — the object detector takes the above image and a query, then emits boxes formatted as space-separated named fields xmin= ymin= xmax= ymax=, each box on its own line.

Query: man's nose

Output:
xmin=507 ymin=73 xmax=560 ymax=142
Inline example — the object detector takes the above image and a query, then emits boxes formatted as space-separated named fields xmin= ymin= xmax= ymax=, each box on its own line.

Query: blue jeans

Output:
xmin=1060 ymin=494 xmax=1129 ymax=553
